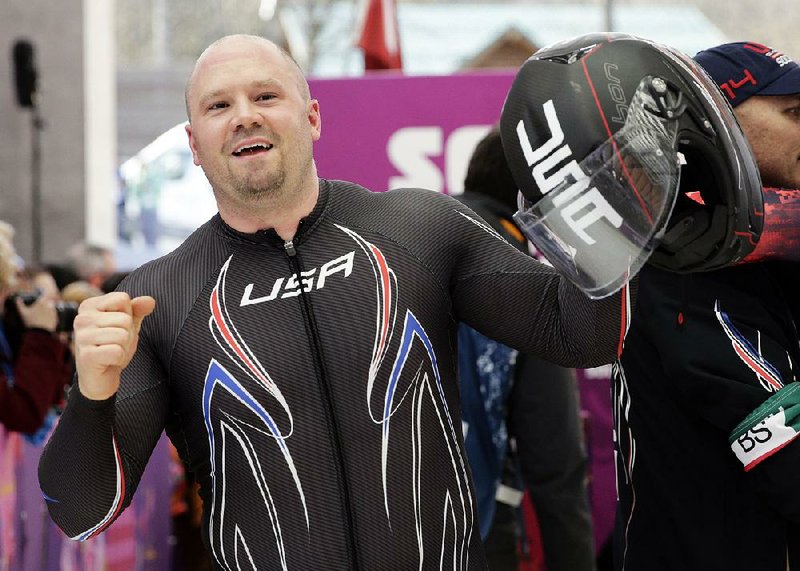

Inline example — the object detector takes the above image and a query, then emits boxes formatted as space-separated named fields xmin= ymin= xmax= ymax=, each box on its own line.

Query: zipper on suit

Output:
xmin=283 ymin=238 xmax=361 ymax=569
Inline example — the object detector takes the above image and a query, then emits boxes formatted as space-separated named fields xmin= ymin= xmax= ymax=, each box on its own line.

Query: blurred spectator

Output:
xmin=457 ymin=128 xmax=595 ymax=571
xmin=66 ymin=241 xmax=116 ymax=290
xmin=16 ymin=266 xmax=61 ymax=303
xmin=0 ymin=238 xmax=170 ymax=568
xmin=61 ymin=281 xmax=103 ymax=305
xmin=43 ymin=263 xmax=80 ymax=292
xmin=0 ymin=222 xmax=73 ymax=434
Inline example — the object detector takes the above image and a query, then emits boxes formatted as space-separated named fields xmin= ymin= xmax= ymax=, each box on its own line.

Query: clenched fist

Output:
xmin=72 ymin=292 xmax=156 ymax=401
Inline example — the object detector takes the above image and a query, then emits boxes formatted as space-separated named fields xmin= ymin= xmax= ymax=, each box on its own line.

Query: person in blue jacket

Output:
xmin=457 ymin=127 xmax=595 ymax=571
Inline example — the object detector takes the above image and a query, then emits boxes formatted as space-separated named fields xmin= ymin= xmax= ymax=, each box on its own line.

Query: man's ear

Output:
xmin=186 ymin=123 xmax=201 ymax=166
xmin=308 ymin=99 xmax=321 ymax=141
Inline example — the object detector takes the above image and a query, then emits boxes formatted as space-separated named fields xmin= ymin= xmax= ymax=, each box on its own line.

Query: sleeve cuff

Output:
xmin=69 ymin=383 xmax=117 ymax=412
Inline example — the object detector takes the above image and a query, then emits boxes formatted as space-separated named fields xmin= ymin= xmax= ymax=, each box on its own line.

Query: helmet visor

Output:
xmin=513 ymin=76 xmax=681 ymax=298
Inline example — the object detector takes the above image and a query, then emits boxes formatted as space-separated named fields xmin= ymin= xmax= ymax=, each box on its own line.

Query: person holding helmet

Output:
xmin=39 ymin=34 xmax=635 ymax=570
xmin=501 ymin=33 xmax=800 ymax=570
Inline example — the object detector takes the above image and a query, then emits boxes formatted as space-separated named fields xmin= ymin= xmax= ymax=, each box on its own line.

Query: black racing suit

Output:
xmin=39 ymin=180 xmax=631 ymax=570
xmin=614 ymin=262 xmax=800 ymax=571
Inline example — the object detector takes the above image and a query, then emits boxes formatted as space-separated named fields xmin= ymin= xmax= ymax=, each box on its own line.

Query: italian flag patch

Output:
xmin=729 ymin=382 xmax=800 ymax=471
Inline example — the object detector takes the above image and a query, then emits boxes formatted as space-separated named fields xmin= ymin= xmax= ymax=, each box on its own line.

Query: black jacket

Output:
xmin=615 ymin=262 xmax=800 ymax=570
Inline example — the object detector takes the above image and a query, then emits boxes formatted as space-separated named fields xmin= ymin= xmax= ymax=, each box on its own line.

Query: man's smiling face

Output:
xmin=185 ymin=36 xmax=321 ymax=207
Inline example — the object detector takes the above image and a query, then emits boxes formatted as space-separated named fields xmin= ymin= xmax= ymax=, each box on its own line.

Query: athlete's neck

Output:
xmin=217 ymin=177 xmax=320 ymax=241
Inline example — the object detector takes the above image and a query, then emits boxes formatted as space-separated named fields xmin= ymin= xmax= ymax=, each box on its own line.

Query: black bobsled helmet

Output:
xmin=500 ymin=33 xmax=763 ymax=298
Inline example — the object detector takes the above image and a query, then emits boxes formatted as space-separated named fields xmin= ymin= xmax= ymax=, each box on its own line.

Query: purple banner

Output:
xmin=309 ymin=70 xmax=516 ymax=194
xmin=1 ymin=426 xmax=173 ymax=571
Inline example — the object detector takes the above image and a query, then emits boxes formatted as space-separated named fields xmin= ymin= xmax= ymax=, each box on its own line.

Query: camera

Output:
xmin=16 ymin=291 xmax=41 ymax=305
xmin=7 ymin=290 xmax=79 ymax=333
xmin=54 ymin=301 xmax=79 ymax=333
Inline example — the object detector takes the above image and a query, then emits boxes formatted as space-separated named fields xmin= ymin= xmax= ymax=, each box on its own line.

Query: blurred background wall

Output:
xmin=1 ymin=0 xmax=115 ymax=265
